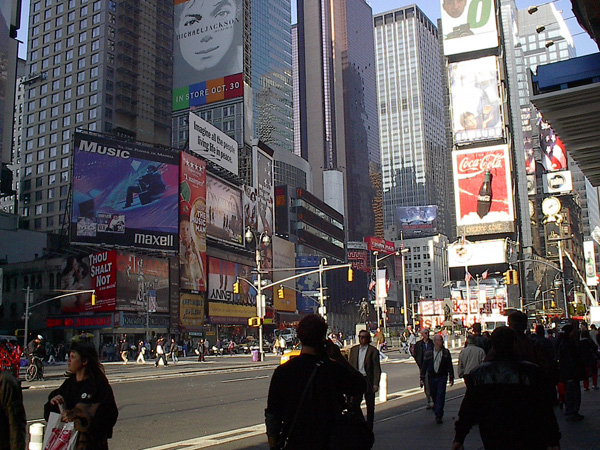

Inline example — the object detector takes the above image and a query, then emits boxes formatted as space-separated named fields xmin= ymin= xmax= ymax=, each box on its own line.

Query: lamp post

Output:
xmin=373 ymin=250 xmax=402 ymax=337
xmin=318 ymin=258 xmax=328 ymax=319
xmin=399 ymin=247 xmax=410 ymax=327
xmin=245 ymin=227 xmax=271 ymax=362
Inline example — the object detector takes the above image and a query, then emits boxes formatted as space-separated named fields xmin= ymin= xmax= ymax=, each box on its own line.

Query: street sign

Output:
xmin=303 ymin=290 xmax=320 ymax=297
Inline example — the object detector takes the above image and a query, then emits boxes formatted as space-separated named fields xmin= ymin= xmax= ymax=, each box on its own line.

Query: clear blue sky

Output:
xmin=17 ymin=0 xmax=597 ymax=59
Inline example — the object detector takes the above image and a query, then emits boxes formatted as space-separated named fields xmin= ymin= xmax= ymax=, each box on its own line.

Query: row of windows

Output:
xmin=22 ymin=199 xmax=67 ymax=217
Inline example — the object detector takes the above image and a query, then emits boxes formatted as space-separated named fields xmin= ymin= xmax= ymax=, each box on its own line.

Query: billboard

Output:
xmin=395 ymin=206 xmax=438 ymax=238
xmin=448 ymin=239 xmax=506 ymax=268
xmin=273 ymin=236 xmax=296 ymax=312
xmin=449 ymin=57 xmax=502 ymax=145
xmin=539 ymin=115 xmax=567 ymax=172
xmin=452 ymin=145 xmax=515 ymax=235
xmin=179 ymin=292 xmax=205 ymax=331
xmin=542 ymin=170 xmax=573 ymax=194
xmin=243 ymin=185 xmax=258 ymax=231
xmin=179 ymin=152 xmax=207 ymax=292
xmin=189 ymin=113 xmax=239 ymax=176
xmin=115 ymin=252 xmax=170 ymax=313
xmin=364 ymin=237 xmax=396 ymax=254
xmin=440 ymin=0 xmax=499 ymax=56
xmin=206 ymin=175 xmax=243 ymax=245
xmin=584 ymin=241 xmax=598 ymax=287
xmin=172 ymin=0 xmax=244 ymax=111
xmin=524 ymin=130 xmax=535 ymax=175
xmin=71 ymin=134 xmax=179 ymax=250
xmin=59 ymin=255 xmax=92 ymax=314
xmin=207 ymin=256 xmax=256 ymax=307
xmin=296 ymin=256 xmax=320 ymax=314
xmin=88 ymin=250 xmax=118 ymax=312
xmin=255 ymin=147 xmax=274 ymax=236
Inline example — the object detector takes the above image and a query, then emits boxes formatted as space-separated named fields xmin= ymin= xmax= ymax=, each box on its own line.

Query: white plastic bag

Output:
xmin=43 ymin=412 xmax=78 ymax=450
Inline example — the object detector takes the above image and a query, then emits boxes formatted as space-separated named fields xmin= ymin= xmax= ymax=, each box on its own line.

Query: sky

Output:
xmin=16 ymin=0 xmax=598 ymax=60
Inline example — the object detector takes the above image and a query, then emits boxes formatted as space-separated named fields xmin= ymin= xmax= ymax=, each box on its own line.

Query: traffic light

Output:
xmin=551 ymin=301 xmax=556 ymax=308
xmin=503 ymin=271 xmax=512 ymax=285
xmin=248 ymin=317 xmax=263 ymax=327
xmin=233 ymin=281 xmax=240 ymax=294
xmin=348 ymin=268 xmax=354 ymax=282
xmin=277 ymin=286 xmax=285 ymax=299
xmin=510 ymin=269 xmax=519 ymax=285
xmin=91 ymin=292 xmax=96 ymax=306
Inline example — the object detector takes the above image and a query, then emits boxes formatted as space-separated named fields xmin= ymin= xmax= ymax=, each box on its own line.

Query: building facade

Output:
xmin=373 ymin=6 xmax=452 ymax=238
xmin=297 ymin=0 xmax=381 ymax=241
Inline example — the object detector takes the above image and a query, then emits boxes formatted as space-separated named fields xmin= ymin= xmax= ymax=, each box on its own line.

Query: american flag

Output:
xmin=481 ymin=270 xmax=489 ymax=280
xmin=465 ymin=271 xmax=473 ymax=283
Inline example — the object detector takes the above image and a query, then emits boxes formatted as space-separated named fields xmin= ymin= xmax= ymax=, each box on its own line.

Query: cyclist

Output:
xmin=27 ymin=335 xmax=44 ymax=380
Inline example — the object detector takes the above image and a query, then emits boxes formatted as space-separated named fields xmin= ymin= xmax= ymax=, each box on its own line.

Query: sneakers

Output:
xmin=565 ymin=413 xmax=585 ymax=422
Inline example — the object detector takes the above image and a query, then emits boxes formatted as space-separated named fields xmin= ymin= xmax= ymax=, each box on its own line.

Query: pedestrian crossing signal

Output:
xmin=248 ymin=317 xmax=263 ymax=327
xmin=233 ymin=281 xmax=240 ymax=294
xmin=277 ymin=287 xmax=285 ymax=299
xmin=348 ymin=268 xmax=354 ymax=282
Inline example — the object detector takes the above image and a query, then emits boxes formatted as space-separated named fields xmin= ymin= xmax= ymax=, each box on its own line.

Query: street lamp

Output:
xmin=373 ymin=249 xmax=403 ymax=337
xmin=318 ymin=258 xmax=328 ymax=320
xmin=245 ymin=226 xmax=271 ymax=362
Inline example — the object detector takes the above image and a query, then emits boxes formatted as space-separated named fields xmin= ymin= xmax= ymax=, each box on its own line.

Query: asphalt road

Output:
xmin=22 ymin=350 xmax=436 ymax=449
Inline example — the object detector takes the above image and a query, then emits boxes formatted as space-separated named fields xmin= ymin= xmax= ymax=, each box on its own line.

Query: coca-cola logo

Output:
xmin=458 ymin=153 xmax=504 ymax=173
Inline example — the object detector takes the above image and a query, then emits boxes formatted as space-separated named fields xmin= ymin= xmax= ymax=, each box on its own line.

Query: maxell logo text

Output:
xmin=134 ymin=233 xmax=174 ymax=247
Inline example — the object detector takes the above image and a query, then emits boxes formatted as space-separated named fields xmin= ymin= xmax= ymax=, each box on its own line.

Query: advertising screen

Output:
xmin=179 ymin=152 xmax=207 ymax=292
xmin=452 ymin=145 xmax=515 ymax=235
xmin=115 ymin=252 xmax=170 ymax=313
xmin=179 ymin=292 xmax=205 ymax=331
xmin=256 ymin=147 xmax=274 ymax=236
xmin=440 ymin=0 xmax=499 ymax=56
xmin=273 ymin=236 xmax=296 ymax=312
xmin=584 ymin=241 xmax=598 ymax=287
xmin=172 ymin=0 xmax=243 ymax=110
xmin=71 ymin=133 xmax=179 ymax=250
xmin=243 ymin=185 xmax=258 ymax=231
xmin=189 ymin=112 xmax=239 ymax=176
xmin=395 ymin=206 xmax=438 ymax=238
xmin=59 ymin=254 xmax=92 ymax=314
xmin=448 ymin=239 xmax=506 ymax=267
xmin=542 ymin=170 xmax=573 ymax=194
xmin=539 ymin=115 xmax=568 ymax=172
xmin=449 ymin=57 xmax=502 ymax=144
xmin=207 ymin=257 xmax=256 ymax=307
xmin=296 ymin=256 xmax=320 ymax=314
xmin=206 ymin=175 xmax=243 ymax=245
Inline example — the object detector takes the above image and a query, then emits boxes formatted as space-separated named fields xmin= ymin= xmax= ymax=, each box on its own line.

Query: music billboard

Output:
xmin=172 ymin=0 xmax=244 ymax=110
xmin=440 ymin=0 xmax=499 ymax=56
xmin=206 ymin=175 xmax=243 ymax=245
xmin=115 ymin=252 xmax=170 ymax=313
xmin=395 ymin=206 xmax=438 ymax=238
xmin=71 ymin=133 xmax=179 ymax=250
xmin=452 ymin=145 xmax=515 ymax=235
xmin=449 ymin=57 xmax=502 ymax=145
xmin=179 ymin=152 xmax=207 ymax=292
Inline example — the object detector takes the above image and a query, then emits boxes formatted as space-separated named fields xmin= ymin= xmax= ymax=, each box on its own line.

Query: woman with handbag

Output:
xmin=44 ymin=342 xmax=118 ymax=450
xmin=265 ymin=314 xmax=369 ymax=450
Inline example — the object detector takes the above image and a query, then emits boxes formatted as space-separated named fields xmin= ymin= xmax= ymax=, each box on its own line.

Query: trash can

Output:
xmin=251 ymin=350 xmax=259 ymax=362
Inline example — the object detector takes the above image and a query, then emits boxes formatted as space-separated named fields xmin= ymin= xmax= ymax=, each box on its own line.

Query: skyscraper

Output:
xmin=297 ymin=0 xmax=381 ymax=241
xmin=373 ymin=6 xmax=451 ymax=238
xmin=20 ymin=0 xmax=173 ymax=232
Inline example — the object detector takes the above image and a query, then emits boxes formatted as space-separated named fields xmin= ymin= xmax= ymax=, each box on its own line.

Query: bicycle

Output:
xmin=25 ymin=356 xmax=44 ymax=382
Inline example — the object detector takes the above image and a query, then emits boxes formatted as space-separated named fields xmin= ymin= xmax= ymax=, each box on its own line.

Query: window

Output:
xmin=66 ymin=49 xmax=74 ymax=60
xmin=77 ymin=71 xmax=85 ymax=82
xmin=31 ymin=37 xmax=39 ymax=48
xmin=67 ymin=23 xmax=75 ymax=34
xmin=64 ymin=89 xmax=72 ymax=100
xmin=31 ymin=50 xmax=39 ymax=60
xmin=61 ymin=171 xmax=69 ymax=182
xmin=48 ymin=174 xmax=56 ymax=185
xmin=68 ymin=11 xmax=75 ymax=21
xmin=76 ymin=112 xmax=84 ymax=123
xmin=63 ymin=103 xmax=71 ymax=113
xmin=90 ymin=80 xmax=98 ymax=91
xmin=93 ymin=1 xmax=101 ymax=11
xmin=52 ymin=66 xmax=61 ymax=76
xmin=47 ymin=202 xmax=54 ymax=213
xmin=60 ymin=185 xmax=69 ymax=196
xmin=62 ymin=143 xmax=70 ymax=154
xmin=38 ymin=136 xmax=45 ymax=146
xmin=55 ymin=16 xmax=62 ymax=26
xmin=92 ymin=27 xmax=100 ymax=38
xmin=62 ymin=130 xmax=70 ymax=141
xmin=77 ymin=85 xmax=85 ymax=96
xmin=56 ymin=4 xmax=63 ymax=13
xmin=65 ymin=62 xmax=73 ymax=74
xmin=89 ymin=93 xmax=98 ymax=105
xmin=37 ymin=149 xmax=45 ymax=160
xmin=31 ymin=26 xmax=40 ymax=36
xmin=49 ymin=160 xmax=57 ymax=171
xmin=47 ymin=216 xmax=54 ymax=227
xmin=76 ymin=98 xmax=84 ymax=109
xmin=52 ymin=80 xmax=60 ymax=90
xmin=64 ymin=75 xmax=72 ymax=86
xmin=35 ymin=204 xmax=43 ymax=215
xmin=67 ymin=36 xmax=74 ymax=47
xmin=54 ymin=28 xmax=62 ymax=39
xmin=78 ymin=45 xmax=86 ymax=56
xmin=63 ymin=116 xmax=71 ymax=126
xmin=51 ymin=93 xmax=59 ymax=103
xmin=37 ymin=164 xmax=44 ymax=175
xmin=35 ymin=191 xmax=43 ymax=201
xmin=89 ymin=108 xmax=97 ymax=119
xmin=35 ymin=177 xmax=43 ymax=187
xmin=48 ymin=188 xmax=55 ymax=199
xmin=91 ymin=40 xmax=99 ymax=51
xmin=93 ymin=13 xmax=101 ymax=24
xmin=50 ymin=133 xmax=57 ymax=144
xmin=26 ymin=154 xmax=33 ymax=164
xmin=40 ymin=97 xmax=47 ymax=107
xmin=81 ymin=5 xmax=88 ymax=15
xmin=79 ymin=32 xmax=87 ymax=43
xmin=50 ymin=147 xmax=57 ymax=157
xmin=61 ymin=157 xmax=69 ymax=169
xmin=91 ymin=53 xmax=99 ymax=64
xmin=90 ymin=67 xmax=98 ymax=77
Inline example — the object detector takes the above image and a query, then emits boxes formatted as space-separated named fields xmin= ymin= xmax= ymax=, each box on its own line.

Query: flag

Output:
xmin=368 ymin=280 xmax=376 ymax=291
xmin=465 ymin=271 xmax=472 ymax=283
xmin=481 ymin=270 xmax=489 ymax=280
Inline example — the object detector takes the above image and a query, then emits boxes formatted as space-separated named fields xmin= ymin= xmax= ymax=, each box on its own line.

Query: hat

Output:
xmin=37 ymin=335 xmax=43 ymax=340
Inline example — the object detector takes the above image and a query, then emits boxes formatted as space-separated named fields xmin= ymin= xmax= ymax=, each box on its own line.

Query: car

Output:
xmin=274 ymin=328 xmax=297 ymax=345
xmin=280 ymin=343 xmax=302 ymax=365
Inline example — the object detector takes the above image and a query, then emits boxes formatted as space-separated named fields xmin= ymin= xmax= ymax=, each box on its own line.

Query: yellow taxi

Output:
xmin=280 ymin=344 xmax=302 ymax=364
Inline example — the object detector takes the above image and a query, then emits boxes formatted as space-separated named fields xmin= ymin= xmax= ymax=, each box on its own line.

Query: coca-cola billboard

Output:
xmin=452 ymin=145 xmax=515 ymax=235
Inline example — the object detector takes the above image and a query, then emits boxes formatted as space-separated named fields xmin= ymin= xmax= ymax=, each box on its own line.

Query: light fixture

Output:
xmin=528 ymin=6 xmax=538 ymax=14
xmin=244 ymin=227 xmax=253 ymax=242
xmin=536 ymin=25 xmax=546 ymax=33
xmin=545 ymin=40 xmax=555 ymax=48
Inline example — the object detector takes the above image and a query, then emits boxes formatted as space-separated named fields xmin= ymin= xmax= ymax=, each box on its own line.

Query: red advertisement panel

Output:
xmin=348 ymin=249 xmax=369 ymax=272
xmin=89 ymin=250 xmax=117 ymax=312
xmin=179 ymin=152 xmax=207 ymax=292
xmin=364 ymin=237 xmax=396 ymax=254
xmin=452 ymin=145 xmax=515 ymax=235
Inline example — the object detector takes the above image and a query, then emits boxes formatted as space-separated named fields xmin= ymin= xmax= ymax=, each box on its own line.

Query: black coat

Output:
xmin=558 ymin=338 xmax=586 ymax=382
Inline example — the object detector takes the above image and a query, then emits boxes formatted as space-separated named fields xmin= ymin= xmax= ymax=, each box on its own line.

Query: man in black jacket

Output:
xmin=349 ymin=329 xmax=382 ymax=430
xmin=265 ymin=314 xmax=366 ymax=450
xmin=421 ymin=334 xmax=454 ymax=423
xmin=559 ymin=324 xmax=586 ymax=421
xmin=452 ymin=326 xmax=561 ymax=450
xmin=413 ymin=328 xmax=434 ymax=408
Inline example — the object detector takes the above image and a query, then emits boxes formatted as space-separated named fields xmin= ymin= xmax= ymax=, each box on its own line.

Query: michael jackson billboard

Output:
xmin=71 ymin=133 xmax=179 ymax=250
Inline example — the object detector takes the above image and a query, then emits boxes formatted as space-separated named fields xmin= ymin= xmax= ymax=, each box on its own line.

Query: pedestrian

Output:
xmin=44 ymin=342 xmax=119 ymax=450
xmin=530 ymin=325 xmax=559 ymax=404
xmin=580 ymin=329 xmax=598 ymax=391
xmin=407 ymin=325 xmax=417 ymax=356
xmin=413 ymin=328 xmax=434 ymax=409
xmin=197 ymin=339 xmax=206 ymax=362
xmin=470 ymin=322 xmax=491 ymax=354
xmin=558 ymin=323 xmax=586 ymax=420
xmin=216 ymin=338 xmax=223 ymax=356
xmin=136 ymin=340 xmax=146 ymax=364
xmin=279 ymin=336 xmax=286 ymax=355
xmin=375 ymin=328 xmax=387 ymax=361
xmin=169 ymin=338 xmax=179 ymax=364
xmin=349 ymin=329 xmax=381 ymax=430
xmin=589 ymin=324 xmax=599 ymax=346
xmin=47 ymin=343 xmax=57 ymax=365
xmin=508 ymin=311 xmax=535 ymax=362
xmin=155 ymin=337 xmax=168 ymax=367
xmin=274 ymin=337 xmax=280 ymax=356
xmin=265 ymin=314 xmax=367 ymax=449
xmin=452 ymin=327 xmax=560 ymax=450
xmin=457 ymin=335 xmax=485 ymax=389
xmin=119 ymin=338 xmax=129 ymax=365
xmin=228 ymin=340 xmax=235 ymax=356
xmin=0 ymin=340 xmax=27 ymax=450
xmin=421 ymin=334 xmax=454 ymax=423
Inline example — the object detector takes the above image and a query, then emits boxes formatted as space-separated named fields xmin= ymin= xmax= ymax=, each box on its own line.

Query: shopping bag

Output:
xmin=43 ymin=412 xmax=78 ymax=450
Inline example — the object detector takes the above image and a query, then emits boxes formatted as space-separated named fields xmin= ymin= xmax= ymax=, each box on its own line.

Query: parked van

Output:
xmin=274 ymin=328 xmax=297 ymax=344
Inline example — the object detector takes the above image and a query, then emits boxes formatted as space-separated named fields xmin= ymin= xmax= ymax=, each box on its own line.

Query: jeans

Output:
xmin=565 ymin=379 xmax=581 ymax=416
xmin=428 ymin=375 xmax=448 ymax=419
